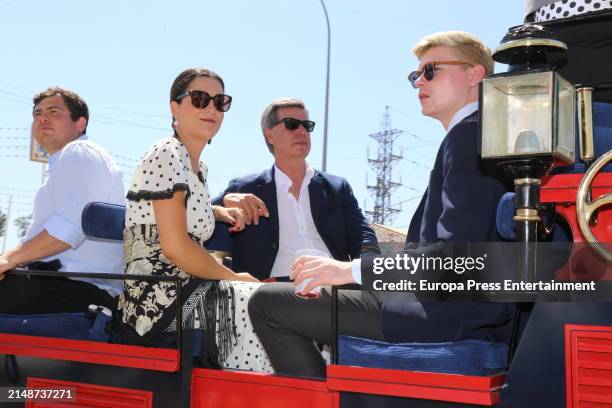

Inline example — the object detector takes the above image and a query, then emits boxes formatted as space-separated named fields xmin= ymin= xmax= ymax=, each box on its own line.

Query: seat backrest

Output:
xmin=550 ymin=101 xmax=612 ymax=174
xmin=496 ymin=192 xmax=571 ymax=242
xmin=496 ymin=192 xmax=516 ymax=241
xmin=81 ymin=201 xmax=233 ymax=253
xmin=81 ymin=201 xmax=126 ymax=241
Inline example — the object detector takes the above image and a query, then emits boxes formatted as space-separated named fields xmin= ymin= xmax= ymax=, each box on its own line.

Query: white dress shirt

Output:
xmin=351 ymin=102 xmax=479 ymax=284
xmin=445 ymin=102 xmax=478 ymax=133
xmin=269 ymin=164 xmax=331 ymax=278
xmin=26 ymin=135 xmax=125 ymax=296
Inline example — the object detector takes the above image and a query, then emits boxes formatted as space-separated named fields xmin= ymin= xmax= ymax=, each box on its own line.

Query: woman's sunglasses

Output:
xmin=176 ymin=90 xmax=232 ymax=112
xmin=272 ymin=117 xmax=316 ymax=132
xmin=407 ymin=61 xmax=474 ymax=88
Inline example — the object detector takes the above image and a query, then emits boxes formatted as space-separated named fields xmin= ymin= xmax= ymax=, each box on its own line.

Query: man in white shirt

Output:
xmin=215 ymin=97 xmax=379 ymax=282
xmin=0 ymin=87 xmax=125 ymax=313
xmin=248 ymin=32 xmax=514 ymax=378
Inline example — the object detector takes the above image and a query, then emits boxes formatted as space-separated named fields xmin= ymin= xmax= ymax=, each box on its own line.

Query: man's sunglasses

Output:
xmin=407 ymin=61 xmax=474 ymax=88
xmin=272 ymin=117 xmax=315 ymax=132
xmin=176 ymin=90 xmax=232 ymax=112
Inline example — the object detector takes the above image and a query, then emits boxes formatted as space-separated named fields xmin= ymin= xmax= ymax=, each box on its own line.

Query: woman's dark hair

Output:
xmin=170 ymin=68 xmax=225 ymax=136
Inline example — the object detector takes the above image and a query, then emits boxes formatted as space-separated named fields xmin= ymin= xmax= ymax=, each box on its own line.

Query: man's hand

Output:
xmin=290 ymin=256 xmax=355 ymax=293
xmin=223 ymin=193 xmax=269 ymax=226
xmin=0 ymin=254 xmax=18 ymax=282
xmin=213 ymin=206 xmax=246 ymax=232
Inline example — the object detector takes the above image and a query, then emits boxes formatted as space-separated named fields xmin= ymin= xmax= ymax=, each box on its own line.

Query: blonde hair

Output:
xmin=412 ymin=31 xmax=493 ymax=76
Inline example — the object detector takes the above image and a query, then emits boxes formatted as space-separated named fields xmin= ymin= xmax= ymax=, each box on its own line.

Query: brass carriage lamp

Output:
xmin=480 ymin=70 xmax=575 ymax=165
xmin=479 ymin=24 xmax=576 ymax=282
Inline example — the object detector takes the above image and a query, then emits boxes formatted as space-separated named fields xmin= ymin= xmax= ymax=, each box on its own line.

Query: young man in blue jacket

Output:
xmin=249 ymin=31 xmax=513 ymax=378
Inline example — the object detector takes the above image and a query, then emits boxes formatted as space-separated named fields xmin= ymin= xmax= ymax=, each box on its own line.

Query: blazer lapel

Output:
xmin=308 ymin=171 xmax=326 ymax=224
xmin=256 ymin=166 xmax=279 ymax=243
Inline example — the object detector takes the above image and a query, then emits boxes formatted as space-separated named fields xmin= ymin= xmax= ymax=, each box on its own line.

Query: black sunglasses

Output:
xmin=176 ymin=90 xmax=232 ymax=112
xmin=407 ymin=61 xmax=474 ymax=88
xmin=272 ymin=117 xmax=315 ymax=132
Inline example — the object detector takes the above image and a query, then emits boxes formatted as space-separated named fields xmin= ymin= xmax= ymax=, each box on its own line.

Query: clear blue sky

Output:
xmin=0 ymin=1 xmax=525 ymax=249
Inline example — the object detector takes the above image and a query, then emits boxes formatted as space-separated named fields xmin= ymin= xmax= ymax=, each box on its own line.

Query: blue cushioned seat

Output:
xmin=0 ymin=311 xmax=111 ymax=341
xmin=0 ymin=203 xmax=121 ymax=342
xmin=496 ymin=192 xmax=516 ymax=241
xmin=338 ymin=335 xmax=508 ymax=376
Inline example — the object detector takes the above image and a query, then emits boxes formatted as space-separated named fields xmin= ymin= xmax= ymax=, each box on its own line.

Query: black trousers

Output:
xmin=248 ymin=282 xmax=385 ymax=379
xmin=0 ymin=274 xmax=115 ymax=314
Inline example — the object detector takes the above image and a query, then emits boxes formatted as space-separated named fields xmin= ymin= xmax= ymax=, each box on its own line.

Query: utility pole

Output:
xmin=320 ymin=0 xmax=331 ymax=172
xmin=365 ymin=107 xmax=403 ymax=225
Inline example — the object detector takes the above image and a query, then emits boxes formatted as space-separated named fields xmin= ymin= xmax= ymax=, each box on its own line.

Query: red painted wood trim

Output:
xmin=327 ymin=365 xmax=504 ymax=406
xmin=541 ymin=173 xmax=612 ymax=202
xmin=191 ymin=368 xmax=336 ymax=408
xmin=192 ymin=368 xmax=330 ymax=392
xmin=327 ymin=365 xmax=504 ymax=389
xmin=25 ymin=377 xmax=153 ymax=408
xmin=0 ymin=333 xmax=179 ymax=372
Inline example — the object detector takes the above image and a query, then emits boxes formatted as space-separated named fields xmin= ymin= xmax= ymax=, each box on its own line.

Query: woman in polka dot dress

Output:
xmin=117 ymin=67 xmax=272 ymax=373
xmin=528 ymin=0 xmax=612 ymax=22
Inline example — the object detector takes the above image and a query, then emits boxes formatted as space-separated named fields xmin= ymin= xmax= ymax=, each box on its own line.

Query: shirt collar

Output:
xmin=274 ymin=163 xmax=315 ymax=193
xmin=446 ymin=102 xmax=478 ymax=133
xmin=48 ymin=134 xmax=88 ymax=168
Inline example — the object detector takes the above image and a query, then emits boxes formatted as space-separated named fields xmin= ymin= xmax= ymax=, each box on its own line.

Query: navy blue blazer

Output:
xmin=362 ymin=111 xmax=514 ymax=344
xmin=215 ymin=166 xmax=379 ymax=280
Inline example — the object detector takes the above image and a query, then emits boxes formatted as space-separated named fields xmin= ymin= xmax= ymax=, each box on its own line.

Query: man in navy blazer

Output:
xmin=249 ymin=31 xmax=514 ymax=378
xmin=215 ymin=97 xmax=379 ymax=281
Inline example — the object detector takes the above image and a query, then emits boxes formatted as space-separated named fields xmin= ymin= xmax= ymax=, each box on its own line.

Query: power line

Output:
xmin=0 ymin=153 xmax=27 ymax=159
xmin=0 ymin=187 xmax=36 ymax=193
xmin=109 ymin=152 xmax=140 ymax=163
xmin=0 ymin=87 xmax=170 ymax=132
xmin=0 ymin=199 xmax=33 ymax=207
xmin=0 ymin=145 xmax=26 ymax=150
xmin=0 ymin=192 xmax=34 ymax=199
xmin=96 ymin=105 xmax=167 ymax=118
xmin=391 ymin=194 xmax=423 ymax=207
xmin=0 ymin=89 xmax=29 ymax=101
xmin=92 ymin=115 xmax=169 ymax=132
xmin=0 ymin=94 xmax=30 ymax=106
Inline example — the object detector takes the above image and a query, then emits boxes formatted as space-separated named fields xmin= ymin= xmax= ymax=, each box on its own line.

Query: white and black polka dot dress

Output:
xmin=534 ymin=0 xmax=612 ymax=21
xmin=118 ymin=136 xmax=271 ymax=373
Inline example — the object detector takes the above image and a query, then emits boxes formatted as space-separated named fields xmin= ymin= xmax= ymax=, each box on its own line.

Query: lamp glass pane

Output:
xmin=482 ymin=72 xmax=554 ymax=158
xmin=554 ymin=73 xmax=576 ymax=162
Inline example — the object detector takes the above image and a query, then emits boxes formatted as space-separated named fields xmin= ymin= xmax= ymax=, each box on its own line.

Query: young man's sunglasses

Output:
xmin=176 ymin=90 xmax=233 ymax=112
xmin=407 ymin=61 xmax=474 ymax=88
xmin=272 ymin=117 xmax=316 ymax=132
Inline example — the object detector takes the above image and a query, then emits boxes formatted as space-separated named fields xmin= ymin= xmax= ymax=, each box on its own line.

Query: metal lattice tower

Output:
xmin=365 ymin=106 xmax=403 ymax=225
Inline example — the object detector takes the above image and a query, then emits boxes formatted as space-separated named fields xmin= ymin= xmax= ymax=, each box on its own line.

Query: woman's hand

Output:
xmin=0 ymin=255 xmax=18 ymax=282
xmin=213 ymin=206 xmax=246 ymax=232
xmin=222 ymin=193 xmax=269 ymax=226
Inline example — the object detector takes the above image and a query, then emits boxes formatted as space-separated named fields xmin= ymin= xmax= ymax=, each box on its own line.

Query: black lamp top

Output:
xmin=493 ymin=24 xmax=567 ymax=72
